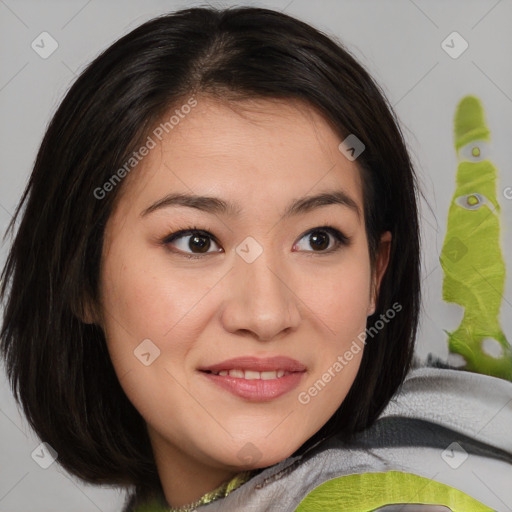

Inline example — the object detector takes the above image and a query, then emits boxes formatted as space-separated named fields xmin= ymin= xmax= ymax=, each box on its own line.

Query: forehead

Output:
xmin=113 ymin=96 xmax=364 ymax=220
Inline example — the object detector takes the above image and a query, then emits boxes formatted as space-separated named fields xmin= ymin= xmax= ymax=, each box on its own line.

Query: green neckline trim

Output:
xmin=133 ymin=470 xmax=256 ymax=512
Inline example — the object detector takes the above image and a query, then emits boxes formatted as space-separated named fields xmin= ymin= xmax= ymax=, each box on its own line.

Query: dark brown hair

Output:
xmin=0 ymin=5 xmax=421 ymax=502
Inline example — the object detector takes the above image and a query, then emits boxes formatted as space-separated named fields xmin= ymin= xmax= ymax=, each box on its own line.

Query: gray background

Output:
xmin=1 ymin=0 xmax=511 ymax=510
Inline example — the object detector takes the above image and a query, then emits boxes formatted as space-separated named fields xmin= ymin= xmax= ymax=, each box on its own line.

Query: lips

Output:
xmin=198 ymin=356 xmax=307 ymax=401
xmin=199 ymin=356 xmax=307 ymax=374
xmin=208 ymin=369 xmax=291 ymax=379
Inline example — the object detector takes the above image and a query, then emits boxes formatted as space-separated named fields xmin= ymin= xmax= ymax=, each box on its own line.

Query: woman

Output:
xmin=1 ymin=7 xmax=510 ymax=511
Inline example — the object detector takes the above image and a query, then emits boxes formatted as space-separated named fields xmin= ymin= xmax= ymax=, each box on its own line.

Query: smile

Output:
xmin=206 ymin=369 xmax=292 ymax=379
xmin=198 ymin=356 xmax=307 ymax=401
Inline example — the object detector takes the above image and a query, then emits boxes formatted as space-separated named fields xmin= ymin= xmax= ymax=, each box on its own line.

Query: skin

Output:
xmin=92 ymin=97 xmax=391 ymax=507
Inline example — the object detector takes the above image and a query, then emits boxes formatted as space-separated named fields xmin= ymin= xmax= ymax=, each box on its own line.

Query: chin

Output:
xmin=220 ymin=439 xmax=302 ymax=471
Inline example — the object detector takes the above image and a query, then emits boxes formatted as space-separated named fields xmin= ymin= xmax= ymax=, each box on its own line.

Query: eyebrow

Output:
xmin=140 ymin=189 xmax=361 ymax=221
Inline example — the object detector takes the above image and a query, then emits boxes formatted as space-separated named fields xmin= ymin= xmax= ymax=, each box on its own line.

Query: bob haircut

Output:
xmin=0 ymin=5 xmax=421 ymax=499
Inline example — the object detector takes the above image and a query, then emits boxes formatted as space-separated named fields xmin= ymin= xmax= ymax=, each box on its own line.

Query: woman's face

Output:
xmin=98 ymin=97 xmax=390 ymax=480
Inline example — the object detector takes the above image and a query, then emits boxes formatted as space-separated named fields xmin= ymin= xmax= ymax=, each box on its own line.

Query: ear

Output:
xmin=367 ymin=231 xmax=392 ymax=316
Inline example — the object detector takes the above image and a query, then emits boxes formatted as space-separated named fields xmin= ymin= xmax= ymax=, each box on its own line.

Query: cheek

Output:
xmin=301 ymin=256 xmax=372 ymax=338
xmin=99 ymin=237 xmax=205 ymax=345
xmin=98 ymin=241 xmax=200 ymax=421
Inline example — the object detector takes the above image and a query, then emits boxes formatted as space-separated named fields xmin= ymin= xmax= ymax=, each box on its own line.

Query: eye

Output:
xmin=458 ymin=140 xmax=489 ymax=162
xmin=162 ymin=225 xmax=350 ymax=259
xmin=293 ymin=226 xmax=349 ymax=253
xmin=163 ymin=228 xmax=222 ymax=258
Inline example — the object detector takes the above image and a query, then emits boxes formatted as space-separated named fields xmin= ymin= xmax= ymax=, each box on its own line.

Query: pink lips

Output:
xmin=198 ymin=356 xmax=307 ymax=402
xmin=199 ymin=356 xmax=306 ymax=373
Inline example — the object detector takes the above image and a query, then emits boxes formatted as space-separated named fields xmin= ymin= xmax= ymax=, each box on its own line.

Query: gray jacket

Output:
xmin=124 ymin=367 xmax=512 ymax=511
xmin=199 ymin=367 xmax=512 ymax=511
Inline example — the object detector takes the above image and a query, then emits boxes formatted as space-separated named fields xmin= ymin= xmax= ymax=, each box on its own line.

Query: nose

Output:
xmin=220 ymin=251 xmax=301 ymax=342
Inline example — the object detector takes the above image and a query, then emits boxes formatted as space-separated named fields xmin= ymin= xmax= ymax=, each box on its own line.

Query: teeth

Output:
xmin=210 ymin=369 xmax=291 ymax=379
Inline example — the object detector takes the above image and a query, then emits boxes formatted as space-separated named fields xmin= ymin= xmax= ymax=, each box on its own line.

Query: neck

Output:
xmin=148 ymin=427 xmax=238 ymax=508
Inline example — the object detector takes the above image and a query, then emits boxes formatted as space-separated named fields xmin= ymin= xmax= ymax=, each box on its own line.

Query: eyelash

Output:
xmin=161 ymin=225 xmax=351 ymax=260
